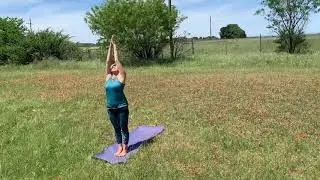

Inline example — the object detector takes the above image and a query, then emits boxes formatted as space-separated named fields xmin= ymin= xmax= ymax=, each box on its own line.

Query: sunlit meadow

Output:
xmin=1 ymin=37 xmax=320 ymax=179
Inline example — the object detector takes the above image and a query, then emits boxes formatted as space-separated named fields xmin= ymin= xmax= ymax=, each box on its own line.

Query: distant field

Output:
xmin=1 ymin=36 xmax=319 ymax=179
xmin=78 ymin=35 xmax=320 ymax=61
xmin=153 ymin=34 xmax=320 ymax=60
xmin=193 ymin=35 xmax=320 ymax=55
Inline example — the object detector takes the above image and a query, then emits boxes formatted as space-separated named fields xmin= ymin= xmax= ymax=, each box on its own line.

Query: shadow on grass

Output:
xmin=128 ymin=138 xmax=155 ymax=152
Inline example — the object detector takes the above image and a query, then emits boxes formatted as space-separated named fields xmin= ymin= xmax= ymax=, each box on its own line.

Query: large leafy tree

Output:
xmin=85 ymin=0 xmax=185 ymax=60
xmin=0 ymin=17 xmax=28 ymax=64
xmin=219 ymin=24 xmax=247 ymax=39
xmin=256 ymin=0 xmax=320 ymax=53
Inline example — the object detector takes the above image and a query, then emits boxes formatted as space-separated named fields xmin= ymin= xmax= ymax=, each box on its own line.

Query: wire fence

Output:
xmin=79 ymin=35 xmax=320 ymax=61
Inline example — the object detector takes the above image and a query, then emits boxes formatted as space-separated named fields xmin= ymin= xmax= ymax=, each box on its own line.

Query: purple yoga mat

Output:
xmin=94 ymin=125 xmax=164 ymax=164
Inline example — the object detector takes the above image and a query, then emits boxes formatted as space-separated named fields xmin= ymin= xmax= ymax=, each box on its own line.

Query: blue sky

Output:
xmin=1 ymin=0 xmax=319 ymax=43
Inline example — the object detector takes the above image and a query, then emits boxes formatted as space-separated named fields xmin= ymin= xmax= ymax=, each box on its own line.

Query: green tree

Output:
xmin=0 ymin=17 xmax=82 ymax=65
xmin=255 ymin=0 xmax=320 ymax=53
xmin=0 ymin=17 xmax=28 ymax=64
xmin=23 ymin=28 xmax=82 ymax=62
xmin=219 ymin=24 xmax=247 ymax=39
xmin=85 ymin=0 xmax=185 ymax=60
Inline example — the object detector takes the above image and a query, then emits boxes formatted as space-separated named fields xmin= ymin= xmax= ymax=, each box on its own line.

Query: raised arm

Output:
xmin=111 ymin=36 xmax=126 ymax=83
xmin=105 ymin=41 xmax=114 ymax=80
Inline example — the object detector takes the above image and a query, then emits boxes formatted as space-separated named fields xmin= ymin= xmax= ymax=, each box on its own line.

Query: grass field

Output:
xmin=1 ymin=37 xmax=320 ymax=179
xmin=193 ymin=35 xmax=320 ymax=55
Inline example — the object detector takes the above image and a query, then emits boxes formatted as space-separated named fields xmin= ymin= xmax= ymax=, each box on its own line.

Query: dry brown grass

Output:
xmin=1 ymin=68 xmax=319 ymax=179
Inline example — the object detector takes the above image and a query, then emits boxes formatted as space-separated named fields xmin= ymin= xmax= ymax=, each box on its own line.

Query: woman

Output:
xmin=105 ymin=36 xmax=129 ymax=157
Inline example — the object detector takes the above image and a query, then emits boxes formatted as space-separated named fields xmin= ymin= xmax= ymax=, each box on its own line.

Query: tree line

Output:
xmin=0 ymin=17 xmax=81 ymax=65
xmin=1 ymin=0 xmax=319 ymax=65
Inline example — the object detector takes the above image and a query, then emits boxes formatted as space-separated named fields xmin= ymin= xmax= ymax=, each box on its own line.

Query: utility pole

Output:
xmin=210 ymin=16 xmax=212 ymax=38
xmin=259 ymin=34 xmax=262 ymax=52
xmin=168 ymin=0 xmax=174 ymax=59
xmin=27 ymin=18 xmax=32 ymax=31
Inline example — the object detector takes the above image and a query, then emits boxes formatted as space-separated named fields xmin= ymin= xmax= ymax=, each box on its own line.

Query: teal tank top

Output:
xmin=105 ymin=77 xmax=128 ymax=109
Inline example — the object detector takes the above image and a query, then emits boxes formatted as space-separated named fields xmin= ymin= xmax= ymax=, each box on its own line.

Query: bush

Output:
xmin=275 ymin=29 xmax=310 ymax=54
xmin=220 ymin=24 xmax=246 ymax=39
xmin=24 ymin=29 xmax=82 ymax=62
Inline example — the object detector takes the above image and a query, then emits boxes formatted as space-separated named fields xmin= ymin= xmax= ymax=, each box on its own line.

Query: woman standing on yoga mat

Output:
xmin=105 ymin=36 xmax=129 ymax=157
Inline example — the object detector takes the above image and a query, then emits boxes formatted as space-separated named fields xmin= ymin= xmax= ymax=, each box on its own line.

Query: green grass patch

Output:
xmin=1 ymin=39 xmax=320 ymax=179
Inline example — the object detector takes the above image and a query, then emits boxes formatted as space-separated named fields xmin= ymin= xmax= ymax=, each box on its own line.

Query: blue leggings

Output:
xmin=107 ymin=107 xmax=129 ymax=145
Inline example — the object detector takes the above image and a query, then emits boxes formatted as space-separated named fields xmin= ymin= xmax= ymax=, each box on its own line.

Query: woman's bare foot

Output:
xmin=118 ymin=144 xmax=128 ymax=157
xmin=114 ymin=144 xmax=123 ymax=156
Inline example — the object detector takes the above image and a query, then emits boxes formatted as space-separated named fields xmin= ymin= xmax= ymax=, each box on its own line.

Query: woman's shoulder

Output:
xmin=106 ymin=74 xmax=112 ymax=81
xmin=116 ymin=75 xmax=126 ymax=84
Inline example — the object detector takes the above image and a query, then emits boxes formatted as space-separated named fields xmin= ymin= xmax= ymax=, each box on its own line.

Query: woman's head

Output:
xmin=110 ymin=63 xmax=119 ymax=75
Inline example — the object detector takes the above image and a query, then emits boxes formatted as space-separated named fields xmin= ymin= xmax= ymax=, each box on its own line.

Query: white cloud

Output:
xmin=0 ymin=0 xmax=41 ymax=7
xmin=0 ymin=3 xmax=99 ymax=43
xmin=31 ymin=10 xmax=99 ymax=43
